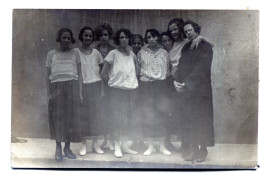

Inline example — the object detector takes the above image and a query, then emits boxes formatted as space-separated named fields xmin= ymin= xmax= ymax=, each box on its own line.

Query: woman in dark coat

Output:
xmin=173 ymin=20 xmax=215 ymax=162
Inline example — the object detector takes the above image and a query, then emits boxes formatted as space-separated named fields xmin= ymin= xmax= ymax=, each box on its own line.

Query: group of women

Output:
xmin=46 ymin=18 xmax=215 ymax=163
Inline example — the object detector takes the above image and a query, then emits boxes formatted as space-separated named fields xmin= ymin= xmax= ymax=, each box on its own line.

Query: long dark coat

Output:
xmin=174 ymin=39 xmax=215 ymax=147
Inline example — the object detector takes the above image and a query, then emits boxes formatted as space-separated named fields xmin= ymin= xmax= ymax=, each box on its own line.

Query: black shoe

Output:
xmin=196 ymin=148 xmax=208 ymax=162
xmin=64 ymin=147 xmax=76 ymax=159
xmin=55 ymin=147 xmax=63 ymax=160
xmin=183 ymin=145 xmax=199 ymax=161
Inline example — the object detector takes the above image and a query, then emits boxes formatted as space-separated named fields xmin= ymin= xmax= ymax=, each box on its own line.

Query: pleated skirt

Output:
xmin=80 ymin=81 xmax=104 ymax=137
xmin=48 ymin=80 xmax=81 ymax=142
xmin=109 ymin=87 xmax=141 ymax=140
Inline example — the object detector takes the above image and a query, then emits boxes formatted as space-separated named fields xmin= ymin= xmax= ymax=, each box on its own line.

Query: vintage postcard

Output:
xmin=11 ymin=9 xmax=258 ymax=169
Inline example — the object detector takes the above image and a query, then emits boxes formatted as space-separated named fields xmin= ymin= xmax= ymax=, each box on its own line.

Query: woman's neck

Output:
xmin=175 ymin=34 xmax=184 ymax=42
xmin=81 ymin=43 xmax=91 ymax=50
xmin=117 ymin=46 xmax=130 ymax=55
xmin=59 ymin=47 xmax=70 ymax=52
xmin=148 ymin=44 xmax=159 ymax=53
xmin=100 ymin=42 xmax=109 ymax=47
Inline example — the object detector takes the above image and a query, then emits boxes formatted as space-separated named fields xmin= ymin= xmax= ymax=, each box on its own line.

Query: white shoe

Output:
xmin=79 ymin=143 xmax=87 ymax=156
xmin=122 ymin=144 xmax=138 ymax=155
xmin=159 ymin=145 xmax=172 ymax=156
xmin=114 ymin=149 xmax=123 ymax=158
xmin=143 ymin=146 xmax=155 ymax=156
xmin=107 ymin=140 xmax=115 ymax=151
xmin=93 ymin=143 xmax=104 ymax=154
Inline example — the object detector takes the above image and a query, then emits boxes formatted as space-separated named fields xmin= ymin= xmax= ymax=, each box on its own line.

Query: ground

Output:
xmin=11 ymin=138 xmax=257 ymax=169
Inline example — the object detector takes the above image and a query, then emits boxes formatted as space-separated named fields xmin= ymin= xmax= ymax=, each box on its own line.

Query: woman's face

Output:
xmin=146 ymin=32 xmax=158 ymax=47
xmin=132 ymin=37 xmax=143 ymax=54
xmin=184 ymin=24 xmax=198 ymax=41
xmin=119 ymin=32 xmax=129 ymax=47
xmin=82 ymin=29 xmax=94 ymax=45
xmin=60 ymin=32 xmax=72 ymax=49
xmin=161 ymin=35 xmax=173 ymax=51
xmin=100 ymin=29 xmax=109 ymax=44
xmin=168 ymin=23 xmax=181 ymax=41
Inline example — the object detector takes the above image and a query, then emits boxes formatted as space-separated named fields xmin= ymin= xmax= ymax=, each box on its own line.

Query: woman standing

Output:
xmin=46 ymin=28 xmax=81 ymax=160
xmin=101 ymin=28 xmax=139 ymax=158
xmin=174 ymin=20 xmax=215 ymax=162
xmin=74 ymin=26 xmax=104 ymax=156
xmin=94 ymin=23 xmax=115 ymax=150
xmin=138 ymin=29 xmax=171 ymax=156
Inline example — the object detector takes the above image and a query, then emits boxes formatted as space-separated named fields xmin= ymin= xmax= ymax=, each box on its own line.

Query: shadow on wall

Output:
xmin=236 ymin=112 xmax=258 ymax=144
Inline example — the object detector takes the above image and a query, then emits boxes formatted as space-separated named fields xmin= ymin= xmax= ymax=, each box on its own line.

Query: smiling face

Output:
xmin=132 ymin=37 xmax=143 ymax=54
xmin=184 ymin=24 xmax=198 ymax=41
xmin=60 ymin=32 xmax=72 ymax=49
xmin=82 ymin=29 xmax=94 ymax=45
xmin=161 ymin=35 xmax=173 ymax=51
xmin=168 ymin=23 xmax=182 ymax=41
xmin=119 ymin=32 xmax=129 ymax=47
xmin=146 ymin=32 xmax=158 ymax=47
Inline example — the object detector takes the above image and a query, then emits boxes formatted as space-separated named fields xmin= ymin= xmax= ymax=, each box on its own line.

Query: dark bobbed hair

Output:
xmin=184 ymin=19 xmax=201 ymax=35
xmin=131 ymin=34 xmax=144 ymax=46
xmin=167 ymin=18 xmax=185 ymax=38
xmin=56 ymin=28 xmax=75 ymax=44
xmin=113 ymin=28 xmax=133 ymax=46
xmin=78 ymin=26 xmax=95 ymax=42
xmin=94 ymin=23 xmax=114 ymax=40
xmin=144 ymin=29 xmax=161 ymax=43
xmin=160 ymin=31 xmax=173 ymax=40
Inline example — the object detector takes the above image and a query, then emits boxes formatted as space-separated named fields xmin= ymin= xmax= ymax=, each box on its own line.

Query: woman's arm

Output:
xmin=101 ymin=61 xmax=111 ymax=81
xmin=46 ymin=67 xmax=51 ymax=103
xmin=77 ymin=63 xmax=83 ymax=102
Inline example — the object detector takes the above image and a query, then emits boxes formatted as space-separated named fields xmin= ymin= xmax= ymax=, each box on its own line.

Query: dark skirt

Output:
xmin=109 ymin=87 xmax=141 ymax=140
xmin=165 ymin=76 xmax=181 ymax=136
xmin=180 ymin=96 xmax=215 ymax=147
xmin=139 ymin=80 xmax=168 ymax=138
xmin=48 ymin=80 xmax=81 ymax=143
xmin=80 ymin=81 xmax=103 ymax=137
xmin=100 ymin=83 xmax=114 ymax=135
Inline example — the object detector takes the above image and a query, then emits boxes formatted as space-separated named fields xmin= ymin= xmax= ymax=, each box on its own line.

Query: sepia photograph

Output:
xmin=10 ymin=8 xmax=258 ymax=169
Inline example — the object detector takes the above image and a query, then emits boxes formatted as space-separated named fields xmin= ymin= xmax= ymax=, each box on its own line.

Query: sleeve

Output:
xmin=96 ymin=50 xmax=104 ymax=65
xmin=46 ymin=51 xmax=52 ymax=67
xmin=133 ymin=53 xmax=140 ymax=75
xmin=164 ymin=51 xmax=170 ymax=76
xmin=74 ymin=49 xmax=81 ymax=63
xmin=184 ymin=44 xmax=213 ymax=91
xmin=104 ymin=50 xmax=114 ymax=64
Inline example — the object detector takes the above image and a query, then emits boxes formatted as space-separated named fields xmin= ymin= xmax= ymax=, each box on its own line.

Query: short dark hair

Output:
xmin=184 ymin=19 xmax=201 ymax=35
xmin=113 ymin=28 xmax=132 ymax=45
xmin=167 ymin=18 xmax=185 ymax=37
xmin=94 ymin=23 xmax=114 ymax=40
xmin=78 ymin=26 xmax=95 ymax=42
xmin=160 ymin=31 xmax=173 ymax=40
xmin=131 ymin=34 xmax=144 ymax=46
xmin=56 ymin=28 xmax=75 ymax=44
xmin=144 ymin=29 xmax=161 ymax=43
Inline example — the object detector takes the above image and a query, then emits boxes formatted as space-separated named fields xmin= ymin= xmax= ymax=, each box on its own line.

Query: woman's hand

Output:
xmin=80 ymin=93 xmax=83 ymax=104
xmin=174 ymin=81 xmax=186 ymax=92
xmin=190 ymin=35 xmax=202 ymax=49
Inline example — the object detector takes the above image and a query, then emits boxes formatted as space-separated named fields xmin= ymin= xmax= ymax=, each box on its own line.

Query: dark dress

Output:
xmin=173 ymin=40 xmax=215 ymax=147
